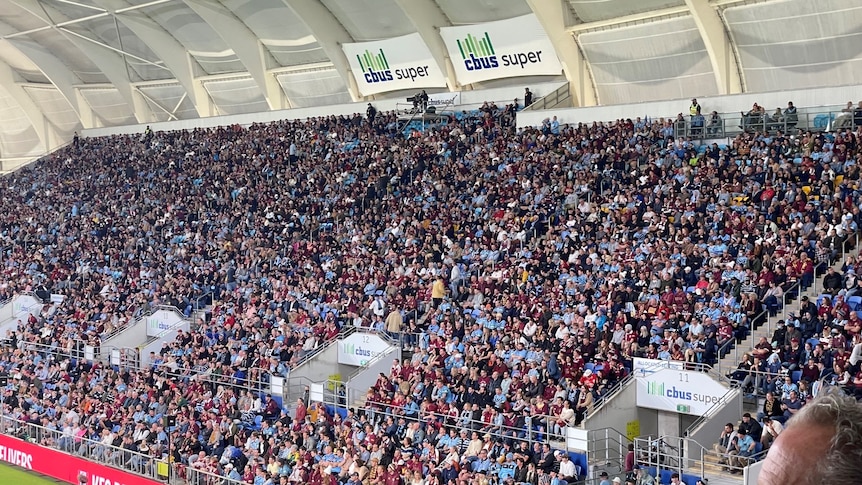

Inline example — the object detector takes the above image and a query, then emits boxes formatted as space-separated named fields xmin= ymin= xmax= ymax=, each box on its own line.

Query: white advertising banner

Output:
xmin=146 ymin=309 xmax=185 ymax=337
xmin=343 ymin=33 xmax=448 ymax=96
xmin=632 ymin=357 xmax=685 ymax=377
xmin=337 ymin=332 xmax=392 ymax=366
xmin=440 ymin=14 xmax=563 ymax=84
xmin=636 ymin=367 xmax=729 ymax=415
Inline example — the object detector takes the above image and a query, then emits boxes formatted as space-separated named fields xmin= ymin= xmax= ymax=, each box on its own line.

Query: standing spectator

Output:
xmin=689 ymin=98 xmax=701 ymax=116
xmin=783 ymin=101 xmax=797 ymax=128
xmin=524 ymin=88 xmax=533 ymax=107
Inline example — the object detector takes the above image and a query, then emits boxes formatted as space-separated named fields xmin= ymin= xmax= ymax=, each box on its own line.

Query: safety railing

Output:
xmin=522 ymin=83 xmax=572 ymax=111
xmin=684 ymin=387 xmax=741 ymax=439
xmin=586 ymin=427 xmax=631 ymax=480
xmin=725 ymin=365 xmax=818 ymax=400
xmin=0 ymin=414 xmax=170 ymax=483
xmin=359 ymin=396 xmax=569 ymax=445
xmin=1 ymin=337 xmax=280 ymax=400
xmin=673 ymin=104 xmax=862 ymax=140
xmin=716 ymin=308 xmax=768 ymax=378
xmin=100 ymin=303 xmax=187 ymax=343
xmin=584 ymin=374 xmax=635 ymax=421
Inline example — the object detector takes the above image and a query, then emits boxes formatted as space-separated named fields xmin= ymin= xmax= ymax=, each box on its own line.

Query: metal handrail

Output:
xmin=359 ymin=397 xmax=569 ymax=444
xmin=522 ymin=83 xmax=572 ymax=111
xmin=684 ymin=387 xmax=741 ymax=438
xmin=674 ymin=105 xmax=861 ymax=140
xmin=0 ymin=414 xmax=209 ymax=484
xmin=584 ymin=374 xmax=635 ymax=421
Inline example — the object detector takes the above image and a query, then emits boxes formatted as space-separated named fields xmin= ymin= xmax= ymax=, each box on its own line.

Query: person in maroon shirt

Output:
xmin=383 ymin=463 xmax=403 ymax=485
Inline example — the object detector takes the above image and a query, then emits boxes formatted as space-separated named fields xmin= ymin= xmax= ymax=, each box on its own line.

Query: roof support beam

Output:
xmin=95 ymin=0 xmax=209 ymax=118
xmin=279 ymin=0 xmax=361 ymax=102
xmin=527 ymin=0 xmax=597 ymax=106
xmin=685 ymin=0 xmax=742 ymax=94
xmin=391 ymin=0 xmax=459 ymax=92
xmin=0 ymin=36 xmax=85 ymax=126
xmin=181 ymin=0 xmax=285 ymax=110
xmin=0 ymin=61 xmax=57 ymax=150
xmin=11 ymin=0 xmax=141 ymax=123
xmin=567 ymin=6 xmax=690 ymax=34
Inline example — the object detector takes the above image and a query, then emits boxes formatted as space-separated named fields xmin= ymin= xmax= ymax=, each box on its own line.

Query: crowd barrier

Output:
xmin=0 ymin=429 xmax=160 ymax=485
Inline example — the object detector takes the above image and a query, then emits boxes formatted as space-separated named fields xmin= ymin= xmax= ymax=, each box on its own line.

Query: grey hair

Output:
xmin=786 ymin=389 xmax=862 ymax=484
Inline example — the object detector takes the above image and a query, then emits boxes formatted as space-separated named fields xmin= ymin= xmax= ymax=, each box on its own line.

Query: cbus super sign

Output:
xmin=457 ymin=32 xmax=544 ymax=71
xmin=357 ymin=49 xmax=432 ymax=84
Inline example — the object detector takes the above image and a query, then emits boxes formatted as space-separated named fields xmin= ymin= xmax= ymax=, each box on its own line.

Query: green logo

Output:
xmin=647 ymin=381 xmax=665 ymax=396
xmin=456 ymin=32 xmax=496 ymax=60
xmin=356 ymin=49 xmax=390 ymax=74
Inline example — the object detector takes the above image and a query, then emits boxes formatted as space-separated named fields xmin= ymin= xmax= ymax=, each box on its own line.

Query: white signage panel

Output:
xmin=146 ymin=309 xmax=185 ymax=337
xmin=440 ymin=14 xmax=563 ymax=84
xmin=337 ymin=332 xmax=392 ymax=366
xmin=343 ymin=33 xmax=448 ymax=96
xmin=636 ymin=367 xmax=729 ymax=415
xmin=633 ymin=357 xmax=685 ymax=377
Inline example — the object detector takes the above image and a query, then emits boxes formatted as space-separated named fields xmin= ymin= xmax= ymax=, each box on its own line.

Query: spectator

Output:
xmin=760 ymin=416 xmax=783 ymax=450
xmin=783 ymin=101 xmax=798 ymax=128
xmin=834 ymin=101 xmax=855 ymax=129
xmin=759 ymin=392 xmax=862 ymax=484
xmin=706 ymin=110 xmax=722 ymax=135
xmin=524 ymin=88 xmax=533 ymax=107
xmin=689 ymin=98 xmax=701 ymax=117
xmin=713 ymin=423 xmax=735 ymax=463
xmin=726 ymin=428 xmax=754 ymax=472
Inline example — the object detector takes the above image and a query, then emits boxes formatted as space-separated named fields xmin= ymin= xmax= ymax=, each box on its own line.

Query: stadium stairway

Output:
xmin=716 ymin=238 xmax=862 ymax=414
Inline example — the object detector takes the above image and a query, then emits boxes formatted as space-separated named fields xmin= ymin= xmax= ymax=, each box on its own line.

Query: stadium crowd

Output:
xmin=0 ymin=95 xmax=861 ymax=485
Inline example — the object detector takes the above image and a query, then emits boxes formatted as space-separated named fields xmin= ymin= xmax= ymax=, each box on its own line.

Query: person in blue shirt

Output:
xmin=728 ymin=429 xmax=756 ymax=471
xmin=472 ymin=449 xmax=492 ymax=473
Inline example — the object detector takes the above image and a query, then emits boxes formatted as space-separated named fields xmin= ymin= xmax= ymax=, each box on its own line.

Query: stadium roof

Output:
xmin=0 ymin=0 xmax=860 ymax=166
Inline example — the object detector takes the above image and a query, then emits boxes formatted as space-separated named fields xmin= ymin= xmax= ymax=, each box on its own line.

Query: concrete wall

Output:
xmin=138 ymin=320 xmax=191 ymax=366
xmin=584 ymin=379 xmax=659 ymax=439
xmin=287 ymin=343 xmax=354 ymax=387
xmin=81 ymin=81 xmax=566 ymax=138
xmin=517 ymin=82 xmax=862 ymax=128
xmin=0 ymin=294 xmax=44 ymax=338
xmin=101 ymin=316 xmax=148 ymax=353
xmin=345 ymin=347 xmax=401 ymax=404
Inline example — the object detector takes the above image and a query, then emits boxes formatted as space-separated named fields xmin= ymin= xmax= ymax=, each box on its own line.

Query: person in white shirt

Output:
xmin=558 ymin=452 xmax=578 ymax=483
xmin=761 ymin=416 xmax=783 ymax=449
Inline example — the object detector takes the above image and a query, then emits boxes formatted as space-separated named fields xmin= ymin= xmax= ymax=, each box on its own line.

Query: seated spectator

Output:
xmin=713 ymin=422 xmax=735 ymax=463
xmin=759 ymin=416 xmax=782 ymax=450
xmin=706 ymin=111 xmax=722 ymax=135
xmin=726 ymin=428 xmax=755 ymax=472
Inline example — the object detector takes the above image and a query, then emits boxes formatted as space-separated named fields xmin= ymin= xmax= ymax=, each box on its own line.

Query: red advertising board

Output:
xmin=0 ymin=433 xmax=162 ymax=485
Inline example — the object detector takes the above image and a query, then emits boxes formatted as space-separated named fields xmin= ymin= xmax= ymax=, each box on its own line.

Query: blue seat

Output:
xmin=807 ymin=338 xmax=821 ymax=348
xmin=813 ymin=114 xmax=834 ymax=129
xmin=791 ymin=370 xmax=802 ymax=383
xmin=584 ymin=363 xmax=595 ymax=372
xmin=848 ymin=295 xmax=862 ymax=311
xmin=250 ymin=415 xmax=263 ymax=431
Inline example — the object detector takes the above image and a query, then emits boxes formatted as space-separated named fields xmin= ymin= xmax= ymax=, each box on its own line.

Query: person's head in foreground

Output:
xmin=759 ymin=390 xmax=862 ymax=484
